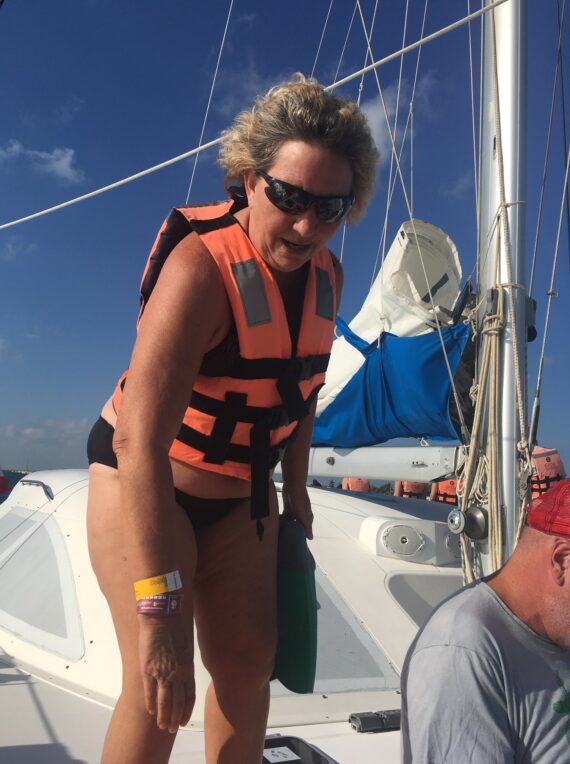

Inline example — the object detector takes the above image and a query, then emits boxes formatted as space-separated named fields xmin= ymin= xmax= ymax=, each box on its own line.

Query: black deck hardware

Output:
xmin=348 ymin=709 xmax=401 ymax=733
xmin=263 ymin=734 xmax=340 ymax=763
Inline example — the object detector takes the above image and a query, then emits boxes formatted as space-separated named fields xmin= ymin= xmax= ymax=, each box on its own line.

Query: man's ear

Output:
xmin=551 ymin=538 xmax=570 ymax=586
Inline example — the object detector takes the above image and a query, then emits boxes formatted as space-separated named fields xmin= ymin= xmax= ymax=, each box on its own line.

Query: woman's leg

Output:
xmin=193 ymin=488 xmax=279 ymax=764
xmin=87 ymin=463 xmax=198 ymax=764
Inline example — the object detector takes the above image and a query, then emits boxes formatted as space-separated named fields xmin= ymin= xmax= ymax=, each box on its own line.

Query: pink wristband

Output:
xmin=136 ymin=593 xmax=184 ymax=616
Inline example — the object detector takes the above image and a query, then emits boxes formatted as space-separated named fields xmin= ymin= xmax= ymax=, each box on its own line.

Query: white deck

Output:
xmin=0 ymin=471 xmax=462 ymax=762
xmin=0 ymin=661 xmax=401 ymax=763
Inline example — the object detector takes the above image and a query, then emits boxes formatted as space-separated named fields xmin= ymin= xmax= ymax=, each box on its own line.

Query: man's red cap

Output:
xmin=526 ymin=478 xmax=570 ymax=536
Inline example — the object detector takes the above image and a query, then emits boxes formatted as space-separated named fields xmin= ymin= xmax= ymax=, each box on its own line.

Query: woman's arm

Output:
xmin=112 ymin=233 xmax=230 ymax=730
xmin=114 ymin=233 xmax=229 ymax=581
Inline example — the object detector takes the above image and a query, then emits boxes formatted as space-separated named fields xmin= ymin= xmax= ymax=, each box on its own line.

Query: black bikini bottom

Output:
xmin=87 ymin=416 xmax=245 ymax=530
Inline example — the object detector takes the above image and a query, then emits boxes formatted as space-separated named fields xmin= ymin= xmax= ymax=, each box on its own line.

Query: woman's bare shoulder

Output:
xmin=138 ymin=230 xmax=231 ymax=348
xmin=165 ymin=231 xmax=226 ymax=290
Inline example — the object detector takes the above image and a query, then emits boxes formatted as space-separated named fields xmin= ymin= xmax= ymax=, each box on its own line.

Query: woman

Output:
xmin=87 ymin=75 xmax=378 ymax=763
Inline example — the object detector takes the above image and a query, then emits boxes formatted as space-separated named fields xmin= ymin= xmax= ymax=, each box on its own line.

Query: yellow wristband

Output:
xmin=133 ymin=570 xmax=182 ymax=601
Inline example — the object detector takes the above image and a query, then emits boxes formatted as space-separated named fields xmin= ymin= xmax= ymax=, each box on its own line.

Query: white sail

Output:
xmin=318 ymin=219 xmax=463 ymax=416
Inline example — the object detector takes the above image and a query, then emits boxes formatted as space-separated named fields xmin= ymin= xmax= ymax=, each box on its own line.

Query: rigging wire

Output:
xmin=331 ymin=2 xmax=360 ymax=266
xmin=336 ymin=0 xmax=379 ymax=265
xmin=410 ymin=97 xmax=415 ymax=217
xmin=184 ymin=0 xmax=234 ymax=204
xmin=556 ymin=0 xmax=570 ymax=274
xmin=355 ymin=0 xmax=380 ymax=107
xmin=0 ymin=0 xmax=510 ymax=232
xmin=355 ymin=0 xmax=470 ymax=440
xmin=326 ymin=0 xmax=508 ymax=91
xmin=369 ymin=0 xmax=430 ymax=285
xmin=528 ymin=148 xmax=570 ymax=450
xmin=474 ymin=0 xmax=485 ymax=389
xmin=333 ymin=3 xmax=358 ymax=84
xmin=311 ymin=0 xmax=335 ymax=78
xmin=467 ymin=0 xmax=481 ymax=263
xmin=0 ymin=138 xmax=221 ymax=231
xmin=529 ymin=0 xmax=566 ymax=295
xmin=377 ymin=0 xmax=410 ymax=272
xmin=464 ymin=1 xmax=484 ymax=405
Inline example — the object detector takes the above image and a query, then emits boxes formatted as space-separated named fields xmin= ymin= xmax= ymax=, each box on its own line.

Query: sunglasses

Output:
xmin=258 ymin=170 xmax=354 ymax=224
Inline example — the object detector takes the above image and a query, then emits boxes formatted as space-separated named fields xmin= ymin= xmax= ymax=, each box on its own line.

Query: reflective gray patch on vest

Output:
xmin=231 ymin=260 xmax=272 ymax=327
xmin=315 ymin=267 xmax=334 ymax=320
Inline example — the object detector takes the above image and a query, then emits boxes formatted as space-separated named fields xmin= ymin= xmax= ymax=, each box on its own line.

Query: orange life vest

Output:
xmin=402 ymin=481 xmax=426 ymax=499
xmin=531 ymin=447 xmax=566 ymax=499
xmin=113 ymin=200 xmax=337 ymax=522
xmin=435 ymin=479 xmax=458 ymax=505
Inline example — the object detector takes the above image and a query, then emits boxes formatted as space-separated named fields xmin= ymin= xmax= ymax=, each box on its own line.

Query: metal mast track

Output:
xmin=476 ymin=0 xmax=528 ymax=571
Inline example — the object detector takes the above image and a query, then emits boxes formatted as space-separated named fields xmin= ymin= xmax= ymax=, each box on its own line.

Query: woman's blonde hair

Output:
xmin=218 ymin=75 xmax=379 ymax=223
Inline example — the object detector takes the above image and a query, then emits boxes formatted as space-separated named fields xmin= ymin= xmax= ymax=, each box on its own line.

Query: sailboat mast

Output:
xmin=477 ymin=0 xmax=527 ymax=566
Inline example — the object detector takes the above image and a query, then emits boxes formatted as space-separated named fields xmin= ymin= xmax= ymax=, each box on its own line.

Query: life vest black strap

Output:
xmin=531 ymin=475 xmax=563 ymax=494
xmin=198 ymin=353 xmax=330 ymax=380
xmin=436 ymin=493 xmax=457 ymax=504
xmin=177 ymin=384 xmax=322 ymax=524
xmin=189 ymin=387 xmax=318 ymax=428
xmin=175 ymin=419 xmax=285 ymax=523
xmin=189 ymin=213 xmax=239 ymax=235
xmin=276 ymin=358 xmax=312 ymax=422
xmin=175 ymin=422 xmax=285 ymax=468
xmin=189 ymin=385 xmax=321 ymax=460
xmin=202 ymin=391 xmax=248 ymax=465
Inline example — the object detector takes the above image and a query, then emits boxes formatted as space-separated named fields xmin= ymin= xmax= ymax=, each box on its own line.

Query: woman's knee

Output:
xmin=201 ymin=630 xmax=277 ymax=689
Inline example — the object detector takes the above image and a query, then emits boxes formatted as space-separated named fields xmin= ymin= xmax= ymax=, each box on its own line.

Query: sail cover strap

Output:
xmin=335 ymin=316 xmax=378 ymax=356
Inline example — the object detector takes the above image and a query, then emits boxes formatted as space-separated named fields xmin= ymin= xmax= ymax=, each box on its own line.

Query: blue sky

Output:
xmin=0 ymin=0 xmax=568 ymax=471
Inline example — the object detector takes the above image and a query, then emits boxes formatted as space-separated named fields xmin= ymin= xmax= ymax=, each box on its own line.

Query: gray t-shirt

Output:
xmin=400 ymin=581 xmax=570 ymax=763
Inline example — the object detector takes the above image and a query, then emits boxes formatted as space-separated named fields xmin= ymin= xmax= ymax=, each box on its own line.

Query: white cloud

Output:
xmin=361 ymin=71 xmax=437 ymax=167
xmin=236 ymin=12 xmax=255 ymax=24
xmin=214 ymin=13 xmax=256 ymax=58
xmin=361 ymin=80 xmax=412 ymax=166
xmin=214 ymin=58 xmax=282 ymax=120
xmin=0 ymin=139 xmax=84 ymax=183
xmin=442 ymin=170 xmax=474 ymax=200
xmin=55 ymin=95 xmax=85 ymax=125
xmin=0 ymin=418 xmax=90 ymax=470
xmin=544 ymin=352 xmax=568 ymax=367
xmin=1 ymin=236 xmax=37 ymax=262
xmin=413 ymin=71 xmax=437 ymax=119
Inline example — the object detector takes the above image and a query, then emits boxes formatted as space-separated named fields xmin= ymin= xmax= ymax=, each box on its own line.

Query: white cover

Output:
xmin=317 ymin=220 xmax=462 ymax=415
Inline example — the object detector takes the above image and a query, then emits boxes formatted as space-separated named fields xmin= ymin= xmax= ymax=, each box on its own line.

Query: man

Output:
xmin=401 ymin=479 xmax=570 ymax=763
xmin=341 ymin=476 xmax=370 ymax=492
xmin=394 ymin=480 xmax=427 ymax=500
xmin=429 ymin=478 xmax=458 ymax=505
xmin=531 ymin=446 xmax=566 ymax=498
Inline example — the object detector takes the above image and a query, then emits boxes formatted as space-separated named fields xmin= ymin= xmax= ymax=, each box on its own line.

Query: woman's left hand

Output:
xmin=282 ymin=484 xmax=313 ymax=539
